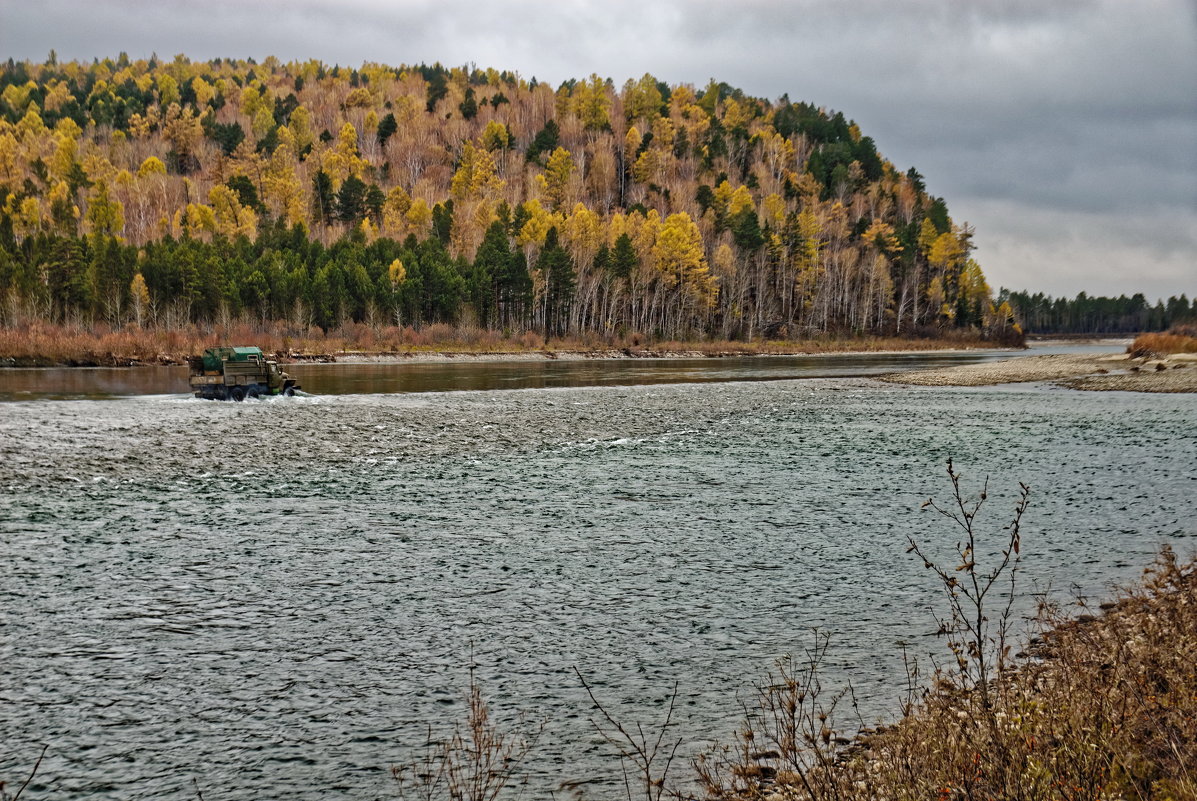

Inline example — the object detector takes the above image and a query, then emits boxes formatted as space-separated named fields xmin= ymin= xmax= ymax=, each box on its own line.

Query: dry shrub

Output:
xmin=1129 ymin=331 xmax=1197 ymax=358
xmin=391 ymin=665 xmax=540 ymax=801
xmin=842 ymin=547 xmax=1197 ymax=801
xmin=519 ymin=330 xmax=544 ymax=349
xmin=693 ymin=464 xmax=1197 ymax=801
xmin=0 ymin=319 xmax=1009 ymax=365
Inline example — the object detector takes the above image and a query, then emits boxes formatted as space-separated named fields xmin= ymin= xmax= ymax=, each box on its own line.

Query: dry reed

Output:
xmin=0 ymin=320 xmax=1004 ymax=367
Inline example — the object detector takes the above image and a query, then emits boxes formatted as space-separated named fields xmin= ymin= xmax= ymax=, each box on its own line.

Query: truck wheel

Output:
xmin=247 ymin=386 xmax=261 ymax=400
xmin=283 ymin=386 xmax=296 ymax=397
xmin=229 ymin=386 xmax=246 ymax=402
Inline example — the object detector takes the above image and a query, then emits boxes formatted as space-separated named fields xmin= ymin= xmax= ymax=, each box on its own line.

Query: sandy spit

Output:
xmin=878 ymin=352 xmax=1197 ymax=393
xmin=315 ymin=346 xmax=1000 ymax=365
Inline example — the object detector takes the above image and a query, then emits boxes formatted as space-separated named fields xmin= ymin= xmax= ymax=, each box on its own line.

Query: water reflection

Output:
xmin=0 ymin=341 xmax=1119 ymax=401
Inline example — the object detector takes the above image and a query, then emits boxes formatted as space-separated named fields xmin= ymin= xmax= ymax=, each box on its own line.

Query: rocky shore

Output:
xmin=879 ymin=352 xmax=1197 ymax=392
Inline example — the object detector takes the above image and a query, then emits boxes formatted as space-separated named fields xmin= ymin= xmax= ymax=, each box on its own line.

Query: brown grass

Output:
xmin=692 ymin=505 xmax=1197 ymax=801
xmin=0 ymin=321 xmax=1005 ymax=367
xmin=1129 ymin=329 xmax=1197 ymax=358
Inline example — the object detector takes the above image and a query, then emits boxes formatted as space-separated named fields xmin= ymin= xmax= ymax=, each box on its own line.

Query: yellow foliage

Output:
xmin=728 ymin=185 xmax=754 ymax=217
xmin=624 ymin=74 xmax=663 ymax=122
xmin=262 ymin=139 xmax=306 ymax=227
xmin=626 ymin=208 xmax=661 ymax=266
xmin=344 ymin=87 xmax=374 ymax=108
xmin=84 ymin=180 xmax=124 ymax=238
xmin=48 ymin=180 xmax=73 ymax=209
xmin=388 ymin=258 xmax=407 ymax=286
xmin=713 ymin=242 xmax=736 ymax=277
xmin=322 ymin=121 xmax=365 ymax=185
xmin=562 ymin=202 xmax=603 ymax=263
xmin=157 ymin=74 xmax=179 ymax=106
xmin=929 ymin=231 xmax=964 ymax=270
xmin=762 ymin=193 xmax=786 ymax=229
xmin=130 ymin=272 xmax=151 ymax=319
xmin=1 ymin=83 xmax=33 ymax=113
xmin=650 ymin=117 xmax=675 ymax=150
xmin=178 ymin=203 xmax=217 ymax=238
xmin=138 ymin=156 xmax=167 ymax=178
xmin=917 ymin=218 xmax=940 ymax=254
xmin=53 ymin=117 xmax=82 ymax=139
xmin=192 ymin=76 xmax=215 ymax=107
xmin=517 ymin=198 xmax=556 ymax=248
xmin=251 ymin=107 xmax=275 ymax=142
xmin=382 ymin=186 xmax=412 ymax=237
xmin=208 ymin=184 xmax=258 ymax=239
xmin=82 ymin=154 xmax=117 ymax=186
xmin=624 ymin=126 xmax=642 ymax=156
xmin=0 ymin=132 xmax=18 ymax=182
xmin=43 ymin=82 xmax=75 ymax=113
xmin=537 ymin=147 xmax=575 ymax=211
xmin=654 ymin=212 xmax=716 ymax=306
xmin=288 ymin=106 xmax=315 ymax=151
xmin=630 ymin=149 xmax=660 ymax=185
xmin=128 ymin=113 xmax=153 ymax=139
xmin=863 ymin=220 xmax=902 ymax=255
xmin=480 ymin=121 xmax=509 ymax=151
xmin=720 ymin=97 xmax=753 ymax=131
xmin=796 ymin=209 xmax=822 ymax=279
xmin=49 ymin=133 xmax=77 ymax=181
xmin=405 ymin=198 xmax=432 ymax=238
xmin=162 ymin=103 xmax=203 ymax=158
xmin=572 ymin=74 xmax=611 ymax=130
xmin=16 ymin=107 xmax=47 ymax=142
xmin=451 ymin=141 xmax=504 ymax=201
xmin=13 ymin=195 xmax=44 ymax=238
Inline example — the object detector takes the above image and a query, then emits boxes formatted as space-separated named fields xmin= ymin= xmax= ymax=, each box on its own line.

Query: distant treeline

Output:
xmin=1001 ymin=290 xmax=1194 ymax=335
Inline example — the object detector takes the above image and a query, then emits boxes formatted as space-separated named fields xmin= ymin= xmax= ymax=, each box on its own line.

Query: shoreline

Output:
xmin=878 ymin=351 xmax=1197 ymax=393
xmin=0 ymin=338 xmax=1022 ymax=368
xmin=318 ymin=343 xmax=1018 ymax=365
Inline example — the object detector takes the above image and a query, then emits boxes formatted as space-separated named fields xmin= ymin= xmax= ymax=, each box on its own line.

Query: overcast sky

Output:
xmin=4 ymin=0 xmax=1195 ymax=299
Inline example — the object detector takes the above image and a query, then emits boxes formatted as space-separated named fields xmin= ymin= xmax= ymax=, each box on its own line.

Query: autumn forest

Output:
xmin=0 ymin=53 xmax=1023 ymax=350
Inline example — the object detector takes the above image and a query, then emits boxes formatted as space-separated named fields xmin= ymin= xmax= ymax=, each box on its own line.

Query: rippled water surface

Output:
xmin=1 ymin=353 xmax=1193 ymax=799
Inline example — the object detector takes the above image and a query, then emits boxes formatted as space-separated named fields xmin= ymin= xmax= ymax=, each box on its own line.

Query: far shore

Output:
xmin=0 ymin=335 xmax=1023 ymax=368
xmin=315 ymin=343 xmax=1017 ymax=365
xmin=878 ymin=351 xmax=1197 ymax=393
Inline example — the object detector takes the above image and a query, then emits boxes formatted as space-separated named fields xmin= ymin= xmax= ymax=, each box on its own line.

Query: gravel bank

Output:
xmin=879 ymin=352 xmax=1197 ymax=393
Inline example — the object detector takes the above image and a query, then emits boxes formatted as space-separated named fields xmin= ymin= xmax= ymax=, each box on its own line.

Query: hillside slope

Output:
xmin=0 ymin=56 xmax=1019 ymax=342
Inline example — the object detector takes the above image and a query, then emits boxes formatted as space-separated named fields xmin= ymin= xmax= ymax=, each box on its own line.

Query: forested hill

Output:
xmin=0 ymin=55 xmax=1019 ymax=342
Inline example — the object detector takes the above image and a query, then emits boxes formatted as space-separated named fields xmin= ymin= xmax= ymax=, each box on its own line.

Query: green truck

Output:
xmin=188 ymin=346 xmax=300 ymax=400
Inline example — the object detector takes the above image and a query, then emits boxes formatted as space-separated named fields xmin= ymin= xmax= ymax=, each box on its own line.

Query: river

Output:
xmin=1 ymin=343 xmax=1194 ymax=799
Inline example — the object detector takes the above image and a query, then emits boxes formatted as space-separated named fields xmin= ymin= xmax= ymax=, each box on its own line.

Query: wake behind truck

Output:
xmin=188 ymin=346 xmax=300 ymax=400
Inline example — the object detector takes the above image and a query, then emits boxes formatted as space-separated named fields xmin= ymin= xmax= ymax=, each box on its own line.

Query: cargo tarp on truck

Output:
xmin=200 ymin=346 xmax=264 ymax=372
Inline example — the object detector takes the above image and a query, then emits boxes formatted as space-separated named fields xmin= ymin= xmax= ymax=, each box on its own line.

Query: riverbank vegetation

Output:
xmin=1130 ymin=326 xmax=1197 ymax=358
xmin=0 ymin=55 xmax=1023 ymax=359
xmin=686 ymin=547 xmax=1195 ymax=801
xmin=0 ymin=318 xmax=1002 ymax=366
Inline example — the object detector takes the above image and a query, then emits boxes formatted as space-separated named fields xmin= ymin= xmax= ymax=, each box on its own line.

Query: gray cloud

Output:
xmin=3 ymin=0 xmax=1195 ymax=298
